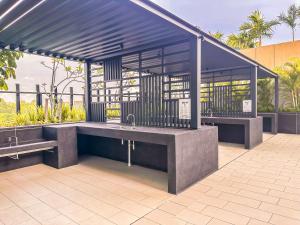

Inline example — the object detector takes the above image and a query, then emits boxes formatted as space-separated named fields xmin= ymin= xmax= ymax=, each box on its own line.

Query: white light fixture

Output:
xmin=0 ymin=0 xmax=47 ymax=32
xmin=0 ymin=0 xmax=24 ymax=21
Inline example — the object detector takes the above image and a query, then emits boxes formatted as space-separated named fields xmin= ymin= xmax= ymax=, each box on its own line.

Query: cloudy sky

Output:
xmin=152 ymin=0 xmax=300 ymax=44
xmin=3 ymin=0 xmax=300 ymax=101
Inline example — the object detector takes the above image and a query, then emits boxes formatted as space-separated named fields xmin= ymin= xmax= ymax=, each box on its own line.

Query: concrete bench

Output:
xmin=0 ymin=140 xmax=58 ymax=159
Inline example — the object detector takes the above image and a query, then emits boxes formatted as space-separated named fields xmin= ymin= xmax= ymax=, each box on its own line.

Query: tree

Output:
xmin=257 ymin=78 xmax=274 ymax=112
xmin=274 ymin=58 xmax=300 ymax=110
xmin=209 ymin=32 xmax=224 ymax=42
xmin=240 ymin=10 xmax=279 ymax=47
xmin=226 ymin=32 xmax=257 ymax=49
xmin=0 ymin=50 xmax=23 ymax=90
xmin=278 ymin=4 xmax=299 ymax=42
xmin=41 ymin=58 xmax=84 ymax=122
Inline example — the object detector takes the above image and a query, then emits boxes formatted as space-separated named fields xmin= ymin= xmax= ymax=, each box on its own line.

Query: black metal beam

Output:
xmin=251 ymin=66 xmax=258 ymax=118
xmin=85 ymin=61 xmax=92 ymax=121
xmin=190 ymin=36 xmax=201 ymax=129
xmin=275 ymin=76 xmax=279 ymax=113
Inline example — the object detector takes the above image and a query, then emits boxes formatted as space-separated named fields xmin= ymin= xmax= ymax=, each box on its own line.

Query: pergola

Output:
xmin=0 ymin=0 xmax=278 ymax=129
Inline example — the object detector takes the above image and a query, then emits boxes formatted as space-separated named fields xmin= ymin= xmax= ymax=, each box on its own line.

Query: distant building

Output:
xmin=240 ymin=40 xmax=300 ymax=70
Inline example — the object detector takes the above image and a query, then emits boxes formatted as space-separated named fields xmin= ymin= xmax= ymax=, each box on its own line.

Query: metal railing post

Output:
xmin=16 ymin=83 xmax=20 ymax=113
xmin=70 ymin=87 xmax=74 ymax=109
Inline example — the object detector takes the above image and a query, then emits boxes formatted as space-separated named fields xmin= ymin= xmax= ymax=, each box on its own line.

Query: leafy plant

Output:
xmin=0 ymin=50 xmax=23 ymax=90
xmin=240 ymin=10 xmax=279 ymax=47
xmin=257 ymin=78 xmax=274 ymax=112
xmin=274 ymin=58 xmax=300 ymax=110
xmin=278 ymin=4 xmax=299 ymax=42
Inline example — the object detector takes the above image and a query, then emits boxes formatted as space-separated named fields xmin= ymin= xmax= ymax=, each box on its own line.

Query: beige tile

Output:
xmin=247 ymin=219 xmax=273 ymax=225
xmin=202 ymin=206 xmax=250 ymax=225
xmin=207 ymin=218 xmax=232 ymax=225
xmin=270 ymin=214 xmax=300 ymax=225
xmin=159 ymin=202 xmax=186 ymax=215
xmin=109 ymin=211 xmax=138 ymax=225
xmin=42 ymin=215 xmax=75 ymax=225
xmin=279 ymin=198 xmax=300 ymax=210
xmin=206 ymin=189 xmax=222 ymax=197
xmin=0 ymin=206 xmax=33 ymax=225
xmin=118 ymin=200 xmax=152 ymax=217
xmin=196 ymin=194 xmax=228 ymax=208
xmin=187 ymin=202 xmax=207 ymax=213
xmin=260 ymin=202 xmax=300 ymax=220
xmin=176 ymin=209 xmax=212 ymax=225
xmin=238 ymin=190 xmax=279 ymax=204
xmin=231 ymin=182 xmax=269 ymax=194
xmin=79 ymin=215 xmax=115 ymax=225
xmin=145 ymin=209 xmax=186 ymax=225
xmin=224 ymin=202 xmax=272 ymax=222
xmin=132 ymin=218 xmax=159 ymax=225
xmin=269 ymin=190 xmax=300 ymax=202
xmin=247 ymin=180 xmax=285 ymax=191
xmin=219 ymin=192 xmax=260 ymax=208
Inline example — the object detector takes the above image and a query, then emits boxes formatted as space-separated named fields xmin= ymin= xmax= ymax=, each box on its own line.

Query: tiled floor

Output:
xmin=0 ymin=133 xmax=300 ymax=225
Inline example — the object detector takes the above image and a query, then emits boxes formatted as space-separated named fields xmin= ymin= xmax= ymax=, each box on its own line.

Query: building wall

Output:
xmin=240 ymin=40 xmax=300 ymax=70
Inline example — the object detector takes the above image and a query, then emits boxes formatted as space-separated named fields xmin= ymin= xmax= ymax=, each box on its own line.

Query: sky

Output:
xmin=152 ymin=0 xmax=300 ymax=44
xmin=2 ymin=0 xmax=300 ymax=102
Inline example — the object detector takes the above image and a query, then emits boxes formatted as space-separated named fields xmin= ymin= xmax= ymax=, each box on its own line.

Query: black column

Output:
xmin=251 ymin=66 xmax=258 ymax=118
xmin=190 ymin=36 xmax=201 ymax=129
xmin=85 ymin=61 xmax=92 ymax=121
xmin=16 ymin=83 xmax=20 ymax=113
xmin=274 ymin=76 xmax=279 ymax=113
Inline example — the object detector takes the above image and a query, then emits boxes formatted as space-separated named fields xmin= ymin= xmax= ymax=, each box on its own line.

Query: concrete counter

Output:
xmin=202 ymin=117 xmax=263 ymax=149
xmin=47 ymin=122 xmax=218 ymax=194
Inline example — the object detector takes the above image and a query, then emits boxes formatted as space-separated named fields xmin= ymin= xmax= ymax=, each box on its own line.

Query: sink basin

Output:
xmin=109 ymin=125 xmax=136 ymax=130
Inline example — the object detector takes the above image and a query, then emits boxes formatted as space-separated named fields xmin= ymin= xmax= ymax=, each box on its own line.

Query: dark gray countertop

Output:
xmin=46 ymin=122 xmax=214 ymax=145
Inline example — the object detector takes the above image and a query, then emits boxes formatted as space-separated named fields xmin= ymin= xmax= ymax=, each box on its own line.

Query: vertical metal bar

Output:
xmin=36 ymin=84 xmax=42 ymax=107
xmin=16 ymin=83 xmax=20 ymax=113
xmin=70 ymin=87 xmax=74 ymax=109
xmin=275 ymin=76 xmax=279 ymax=113
xmin=251 ymin=66 xmax=258 ymax=118
xmin=84 ymin=61 xmax=92 ymax=121
xmin=190 ymin=36 xmax=201 ymax=129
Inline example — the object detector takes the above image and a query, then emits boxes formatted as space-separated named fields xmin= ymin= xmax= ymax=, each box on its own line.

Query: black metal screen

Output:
xmin=201 ymin=68 xmax=252 ymax=118
xmin=90 ymin=41 xmax=192 ymax=127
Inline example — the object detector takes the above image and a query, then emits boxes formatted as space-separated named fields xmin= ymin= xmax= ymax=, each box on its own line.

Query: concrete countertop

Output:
xmin=46 ymin=122 xmax=214 ymax=145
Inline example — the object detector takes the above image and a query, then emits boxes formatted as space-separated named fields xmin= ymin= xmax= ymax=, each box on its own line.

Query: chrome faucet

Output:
xmin=127 ymin=114 xmax=135 ymax=127
xmin=207 ymin=108 xmax=213 ymax=117
xmin=8 ymin=127 xmax=18 ymax=147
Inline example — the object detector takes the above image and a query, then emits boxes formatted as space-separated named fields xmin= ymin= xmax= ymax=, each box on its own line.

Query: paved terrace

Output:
xmin=0 ymin=134 xmax=299 ymax=225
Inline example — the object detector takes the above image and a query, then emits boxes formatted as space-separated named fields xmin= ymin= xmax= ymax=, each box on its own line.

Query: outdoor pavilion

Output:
xmin=0 ymin=0 xmax=281 ymax=193
xmin=0 ymin=0 xmax=279 ymax=130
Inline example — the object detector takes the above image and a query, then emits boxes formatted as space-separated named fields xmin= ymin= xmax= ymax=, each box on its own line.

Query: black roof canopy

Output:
xmin=0 ymin=0 xmax=277 ymax=79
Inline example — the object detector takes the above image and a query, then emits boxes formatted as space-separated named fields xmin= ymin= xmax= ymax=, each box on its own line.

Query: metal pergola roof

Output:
xmin=0 ymin=0 xmax=277 ymax=79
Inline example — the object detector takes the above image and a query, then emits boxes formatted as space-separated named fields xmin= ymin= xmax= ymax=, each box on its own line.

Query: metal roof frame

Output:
xmin=0 ymin=0 xmax=277 ymax=79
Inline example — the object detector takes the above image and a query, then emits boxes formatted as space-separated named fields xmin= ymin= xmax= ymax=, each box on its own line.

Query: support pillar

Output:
xmin=251 ymin=66 xmax=258 ymax=118
xmin=274 ymin=76 xmax=279 ymax=113
xmin=85 ymin=61 xmax=92 ymax=121
xmin=190 ymin=36 xmax=202 ymax=129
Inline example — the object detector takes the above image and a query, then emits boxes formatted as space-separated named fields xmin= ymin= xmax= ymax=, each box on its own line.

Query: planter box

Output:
xmin=258 ymin=113 xmax=278 ymax=134
xmin=278 ymin=112 xmax=300 ymax=134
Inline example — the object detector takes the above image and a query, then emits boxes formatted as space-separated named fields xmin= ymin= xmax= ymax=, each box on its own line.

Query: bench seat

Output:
xmin=0 ymin=140 xmax=58 ymax=158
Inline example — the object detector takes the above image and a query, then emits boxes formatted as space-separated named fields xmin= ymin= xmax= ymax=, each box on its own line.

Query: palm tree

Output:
xmin=209 ymin=32 xmax=224 ymax=42
xmin=278 ymin=4 xmax=299 ymax=41
xmin=226 ymin=32 xmax=257 ymax=49
xmin=274 ymin=58 xmax=300 ymax=109
xmin=240 ymin=10 xmax=279 ymax=47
